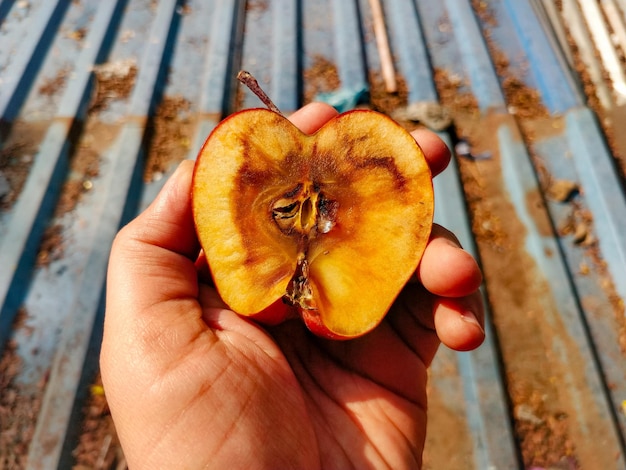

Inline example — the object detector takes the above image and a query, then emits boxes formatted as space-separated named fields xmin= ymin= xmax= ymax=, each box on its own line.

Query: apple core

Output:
xmin=271 ymin=181 xmax=339 ymax=311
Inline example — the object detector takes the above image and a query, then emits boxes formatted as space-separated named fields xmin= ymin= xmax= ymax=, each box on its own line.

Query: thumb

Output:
xmin=103 ymin=160 xmax=204 ymax=361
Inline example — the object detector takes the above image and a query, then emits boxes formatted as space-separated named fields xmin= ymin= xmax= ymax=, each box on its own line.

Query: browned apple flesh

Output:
xmin=192 ymin=108 xmax=433 ymax=338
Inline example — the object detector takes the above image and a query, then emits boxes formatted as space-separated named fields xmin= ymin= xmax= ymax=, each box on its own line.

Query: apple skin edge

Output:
xmin=191 ymin=107 xmax=434 ymax=340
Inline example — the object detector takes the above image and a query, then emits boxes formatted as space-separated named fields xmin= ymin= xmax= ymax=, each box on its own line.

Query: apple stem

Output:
xmin=237 ymin=71 xmax=284 ymax=116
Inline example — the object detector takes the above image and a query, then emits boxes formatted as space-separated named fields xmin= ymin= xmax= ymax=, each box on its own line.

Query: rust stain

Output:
xmin=525 ymin=188 xmax=554 ymax=238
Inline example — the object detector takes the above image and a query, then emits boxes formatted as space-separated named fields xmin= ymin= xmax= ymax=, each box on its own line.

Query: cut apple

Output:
xmin=192 ymin=106 xmax=433 ymax=339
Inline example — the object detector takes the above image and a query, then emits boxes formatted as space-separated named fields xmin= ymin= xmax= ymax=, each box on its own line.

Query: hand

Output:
xmin=101 ymin=102 xmax=484 ymax=470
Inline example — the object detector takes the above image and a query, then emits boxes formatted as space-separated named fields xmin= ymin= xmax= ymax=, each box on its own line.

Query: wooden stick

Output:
xmin=576 ymin=0 xmax=626 ymax=102
xmin=368 ymin=0 xmax=397 ymax=93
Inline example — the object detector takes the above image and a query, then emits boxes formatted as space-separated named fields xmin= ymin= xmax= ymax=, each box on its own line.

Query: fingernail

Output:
xmin=461 ymin=310 xmax=485 ymax=335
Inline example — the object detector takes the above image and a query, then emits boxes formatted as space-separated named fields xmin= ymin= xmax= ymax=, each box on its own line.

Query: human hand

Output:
xmin=101 ymin=102 xmax=484 ymax=470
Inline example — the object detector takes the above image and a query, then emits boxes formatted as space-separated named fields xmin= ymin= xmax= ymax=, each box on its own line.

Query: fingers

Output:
xmin=433 ymin=293 xmax=485 ymax=351
xmin=417 ymin=224 xmax=485 ymax=351
xmin=288 ymin=102 xmax=339 ymax=134
xmin=418 ymin=224 xmax=482 ymax=297
xmin=410 ymin=128 xmax=451 ymax=178
xmin=289 ymin=102 xmax=451 ymax=177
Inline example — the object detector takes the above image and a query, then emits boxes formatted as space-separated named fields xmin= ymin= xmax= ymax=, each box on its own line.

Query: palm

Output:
xmin=129 ymin=281 xmax=433 ymax=469
xmin=267 ymin=284 xmax=433 ymax=469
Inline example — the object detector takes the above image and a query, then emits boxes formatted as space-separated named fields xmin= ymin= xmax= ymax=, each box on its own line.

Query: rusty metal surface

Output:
xmin=1 ymin=0 xmax=626 ymax=468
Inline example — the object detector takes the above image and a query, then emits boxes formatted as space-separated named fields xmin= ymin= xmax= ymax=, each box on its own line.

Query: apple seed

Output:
xmin=271 ymin=182 xmax=338 ymax=237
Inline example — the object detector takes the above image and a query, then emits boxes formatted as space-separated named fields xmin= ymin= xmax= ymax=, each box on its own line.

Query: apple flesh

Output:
xmin=192 ymin=108 xmax=434 ymax=339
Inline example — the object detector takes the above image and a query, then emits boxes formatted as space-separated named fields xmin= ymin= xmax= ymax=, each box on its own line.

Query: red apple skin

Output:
xmin=299 ymin=308 xmax=351 ymax=340
xmin=251 ymin=298 xmax=294 ymax=326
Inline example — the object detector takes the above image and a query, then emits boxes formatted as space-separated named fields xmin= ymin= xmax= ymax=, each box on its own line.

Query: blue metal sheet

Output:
xmin=434 ymin=135 xmax=518 ymax=469
xmin=443 ymin=0 xmax=507 ymax=111
xmin=25 ymin=1 xmax=184 ymax=467
xmin=384 ymin=0 xmax=439 ymax=103
xmin=0 ymin=0 xmax=70 ymax=122
xmin=139 ymin=0 xmax=245 ymax=209
xmin=497 ymin=0 xmax=626 ymax=440
xmin=198 ymin=0 xmax=244 ymax=116
xmin=0 ymin=0 xmax=15 ymax=26
xmin=565 ymin=108 xmax=626 ymax=301
xmin=330 ymin=0 xmax=368 ymax=93
xmin=529 ymin=122 xmax=626 ymax=441
xmin=499 ymin=123 xmax=625 ymax=458
xmin=502 ymin=0 xmax=581 ymax=113
xmin=0 ymin=0 xmax=126 ymax=347
xmin=270 ymin=0 xmax=300 ymax=112
xmin=420 ymin=0 xmax=626 ymax=463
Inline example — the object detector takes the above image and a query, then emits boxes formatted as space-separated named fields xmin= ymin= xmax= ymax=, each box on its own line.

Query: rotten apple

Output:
xmin=192 ymin=74 xmax=434 ymax=339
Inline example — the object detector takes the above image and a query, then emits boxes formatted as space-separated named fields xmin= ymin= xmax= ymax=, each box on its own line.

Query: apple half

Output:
xmin=192 ymin=108 xmax=434 ymax=339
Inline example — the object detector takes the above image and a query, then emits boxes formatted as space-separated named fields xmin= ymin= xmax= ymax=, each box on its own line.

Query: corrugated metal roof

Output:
xmin=1 ymin=0 xmax=625 ymax=468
